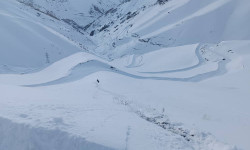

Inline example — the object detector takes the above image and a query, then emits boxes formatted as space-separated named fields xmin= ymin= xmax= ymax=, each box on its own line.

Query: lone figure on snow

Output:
xmin=97 ymin=79 xmax=100 ymax=83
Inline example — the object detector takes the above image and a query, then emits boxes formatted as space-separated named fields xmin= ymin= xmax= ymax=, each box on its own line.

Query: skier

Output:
xmin=97 ymin=79 xmax=100 ymax=83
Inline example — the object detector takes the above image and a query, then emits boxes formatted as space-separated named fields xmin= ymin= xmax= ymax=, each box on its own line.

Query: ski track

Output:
xmin=24 ymin=43 xmax=229 ymax=87
xmin=140 ymin=43 xmax=205 ymax=73
xmin=97 ymin=85 xmax=236 ymax=150
xmin=124 ymin=126 xmax=131 ymax=150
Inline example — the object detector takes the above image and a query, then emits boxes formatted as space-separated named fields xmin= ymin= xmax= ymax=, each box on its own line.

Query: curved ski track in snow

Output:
xmin=24 ymin=43 xmax=229 ymax=87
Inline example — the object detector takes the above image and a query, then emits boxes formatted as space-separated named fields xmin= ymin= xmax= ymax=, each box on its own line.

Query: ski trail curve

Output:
xmin=25 ymin=57 xmax=229 ymax=87
xmin=140 ymin=43 xmax=205 ymax=74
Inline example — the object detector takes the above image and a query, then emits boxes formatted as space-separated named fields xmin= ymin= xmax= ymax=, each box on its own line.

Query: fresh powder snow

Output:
xmin=0 ymin=0 xmax=250 ymax=150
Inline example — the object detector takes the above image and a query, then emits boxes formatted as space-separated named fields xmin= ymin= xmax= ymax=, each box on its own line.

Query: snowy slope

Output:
xmin=82 ymin=0 xmax=250 ymax=58
xmin=0 ymin=0 xmax=250 ymax=150
xmin=1 ymin=40 xmax=250 ymax=150
xmin=0 ymin=0 xmax=81 ymax=73
xmin=17 ymin=0 xmax=121 ymax=25
xmin=17 ymin=0 xmax=250 ymax=59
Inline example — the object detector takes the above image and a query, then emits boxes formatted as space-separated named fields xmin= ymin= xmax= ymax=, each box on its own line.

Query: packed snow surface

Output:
xmin=0 ymin=0 xmax=250 ymax=150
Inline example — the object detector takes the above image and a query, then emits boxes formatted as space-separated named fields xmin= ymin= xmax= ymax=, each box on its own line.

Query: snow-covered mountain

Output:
xmin=15 ymin=0 xmax=250 ymax=59
xmin=0 ymin=0 xmax=250 ymax=150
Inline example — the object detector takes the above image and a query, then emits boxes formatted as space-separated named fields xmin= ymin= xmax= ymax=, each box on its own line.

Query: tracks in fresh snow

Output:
xmin=105 ymin=88 xmax=195 ymax=142
xmin=24 ymin=43 xmax=230 ymax=87
xmin=98 ymin=86 xmax=195 ymax=142
xmin=140 ymin=44 xmax=205 ymax=74
xmin=97 ymin=86 xmax=237 ymax=150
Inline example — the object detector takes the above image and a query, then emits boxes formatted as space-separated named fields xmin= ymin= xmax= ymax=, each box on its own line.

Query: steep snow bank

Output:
xmin=0 ymin=0 xmax=79 ymax=73
xmin=0 ymin=117 xmax=113 ymax=150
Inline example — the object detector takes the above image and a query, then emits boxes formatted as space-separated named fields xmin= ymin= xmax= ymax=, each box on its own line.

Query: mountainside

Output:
xmin=16 ymin=0 xmax=250 ymax=59
xmin=0 ymin=0 xmax=250 ymax=150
